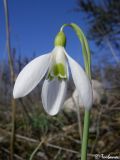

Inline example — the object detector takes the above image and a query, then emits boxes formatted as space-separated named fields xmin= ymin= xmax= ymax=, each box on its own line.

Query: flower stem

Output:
xmin=81 ymin=110 xmax=90 ymax=160
xmin=60 ymin=23 xmax=92 ymax=160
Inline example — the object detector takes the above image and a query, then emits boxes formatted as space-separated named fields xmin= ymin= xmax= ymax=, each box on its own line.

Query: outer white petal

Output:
xmin=41 ymin=78 xmax=67 ymax=115
xmin=65 ymin=52 xmax=93 ymax=110
xmin=13 ymin=54 xmax=51 ymax=98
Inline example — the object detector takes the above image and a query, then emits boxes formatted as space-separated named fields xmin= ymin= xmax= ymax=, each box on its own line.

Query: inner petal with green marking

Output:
xmin=48 ymin=62 xmax=67 ymax=80
xmin=53 ymin=63 xmax=67 ymax=77
xmin=47 ymin=46 xmax=68 ymax=81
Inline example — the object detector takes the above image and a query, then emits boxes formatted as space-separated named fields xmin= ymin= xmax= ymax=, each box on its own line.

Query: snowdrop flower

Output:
xmin=13 ymin=31 xmax=92 ymax=115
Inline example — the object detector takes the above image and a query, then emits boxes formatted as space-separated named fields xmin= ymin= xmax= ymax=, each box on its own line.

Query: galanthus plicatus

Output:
xmin=13 ymin=31 xmax=92 ymax=115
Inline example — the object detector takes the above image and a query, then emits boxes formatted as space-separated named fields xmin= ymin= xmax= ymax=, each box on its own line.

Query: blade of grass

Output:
xmin=3 ymin=1 xmax=16 ymax=160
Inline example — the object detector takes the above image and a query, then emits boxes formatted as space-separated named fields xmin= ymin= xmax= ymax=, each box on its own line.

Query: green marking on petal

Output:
xmin=53 ymin=63 xmax=66 ymax=77
xmin=47 ymin=73 xmax=54 ymax=80
xmin=47 ymin=63 xmax=67 ymax=81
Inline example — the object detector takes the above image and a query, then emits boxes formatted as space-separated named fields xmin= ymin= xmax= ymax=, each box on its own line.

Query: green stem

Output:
xmin=60 ymin=23 xmax=91 ymax=77
xmin=60 ymin=23 xmax=92 ymax=160
xmin=81 ymin=110 xmax=90 ymax=160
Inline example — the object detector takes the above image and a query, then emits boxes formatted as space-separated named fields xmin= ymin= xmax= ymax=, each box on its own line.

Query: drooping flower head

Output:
xmin=13 ymin=30 xmax=92 ymax=115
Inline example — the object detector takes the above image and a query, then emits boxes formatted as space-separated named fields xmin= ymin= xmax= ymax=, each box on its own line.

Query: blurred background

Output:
xmin=0 ymin=0 xmax=120 ymax=159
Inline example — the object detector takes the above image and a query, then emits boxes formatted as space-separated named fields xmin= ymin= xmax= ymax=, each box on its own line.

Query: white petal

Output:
xmin=66 ymin=53 xmax=93 ymax=110
xmin=41 ymin=78 xmax=67 ymax=115
xmin=13 ymin=54 xmax=51 ymax=98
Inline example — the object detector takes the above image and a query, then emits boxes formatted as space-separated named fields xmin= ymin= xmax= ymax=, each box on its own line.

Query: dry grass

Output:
xmin=0 ymin=88 xmax=120 ymax=160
